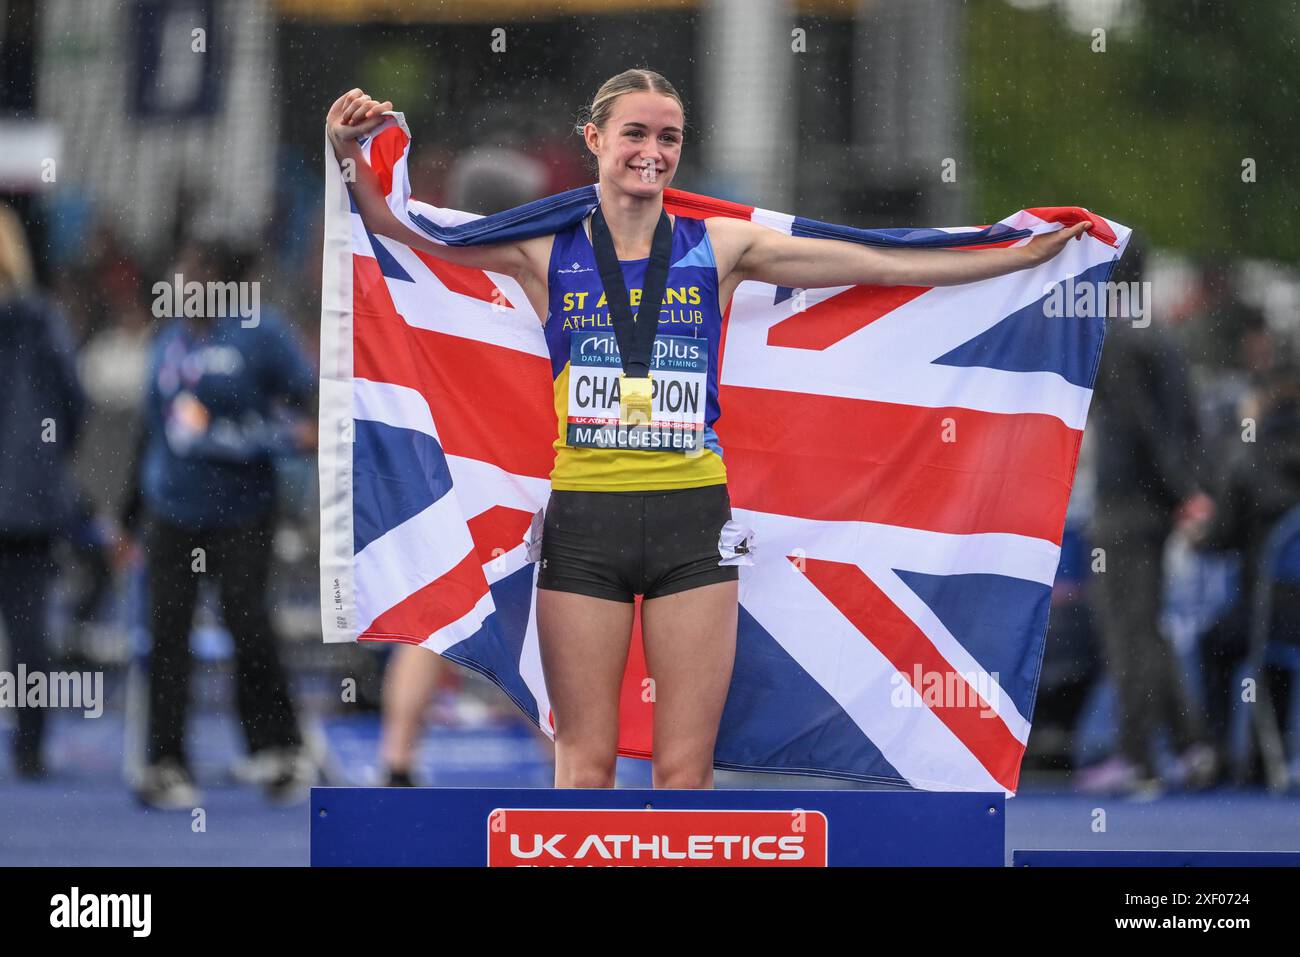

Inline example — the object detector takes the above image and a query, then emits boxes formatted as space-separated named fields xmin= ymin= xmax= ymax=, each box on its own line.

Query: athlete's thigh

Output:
xmin=536 ymin=587 xmax=636 ymax=747
xmin=639 ymin=579 xmax=738 ymax=755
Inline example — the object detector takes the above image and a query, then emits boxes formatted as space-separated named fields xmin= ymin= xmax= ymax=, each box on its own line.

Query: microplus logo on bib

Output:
xmin=50 ymin=887 xmax=151 ymax=937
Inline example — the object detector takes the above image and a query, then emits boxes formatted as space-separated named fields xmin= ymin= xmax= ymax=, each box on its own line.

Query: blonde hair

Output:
xmin=574 ymin=68 xmax=686 ymax=138
xmin=0 ymin=203 xmax=34 ymax=295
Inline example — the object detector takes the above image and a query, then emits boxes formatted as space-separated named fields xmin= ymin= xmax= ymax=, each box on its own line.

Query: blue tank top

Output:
xmin=543 ymin=213 xmax=728 ymax=492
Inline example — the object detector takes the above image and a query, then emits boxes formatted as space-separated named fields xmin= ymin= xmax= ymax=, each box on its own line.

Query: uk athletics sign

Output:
xmin=486 ymin=808 xmax=828 ymax=867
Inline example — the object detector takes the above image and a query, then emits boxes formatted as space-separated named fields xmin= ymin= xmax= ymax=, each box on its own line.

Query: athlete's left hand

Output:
xmin=1019 ymin=220 xmax=1092 ymax=267
xmin=327 ymin=88 xmax=394 ymax=146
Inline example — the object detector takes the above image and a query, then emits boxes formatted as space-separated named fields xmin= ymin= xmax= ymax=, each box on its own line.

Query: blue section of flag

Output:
xmin=352 ymin=419 xmax=453 ymax=555
xmin=894 ymin=569 xmax=1051 ymax=721
xmin=443 ymin=563 xmax=540 ymax=725
xmin=409 ymin=185 xmax=601 ymax=246
xmin=366 ymin=230 xmax=414 ymax=283
xmin=714 ymin=604 xmax=905 ymax=784
xmin=791 ymin=217 xmax=1029 ymax=249
xmin=931 ymin=260 xmax=1114 ymax=386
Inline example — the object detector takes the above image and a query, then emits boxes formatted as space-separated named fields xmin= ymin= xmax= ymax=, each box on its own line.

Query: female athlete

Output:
xmin=326 ymin=68 xmax=1089 ymax=790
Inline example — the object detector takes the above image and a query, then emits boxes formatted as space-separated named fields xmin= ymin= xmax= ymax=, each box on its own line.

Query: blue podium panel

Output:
xmin=311 ymin=787 xmax=1005 ymax=867
xmin=1014 ymin=850 xmax=1300 ymax=867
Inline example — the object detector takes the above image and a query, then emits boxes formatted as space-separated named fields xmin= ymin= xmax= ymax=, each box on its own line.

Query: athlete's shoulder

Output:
xmin=700 ymin=215 xmax=763 ymax=281
xmin=520 ymin=231 xmax=560 ymax=282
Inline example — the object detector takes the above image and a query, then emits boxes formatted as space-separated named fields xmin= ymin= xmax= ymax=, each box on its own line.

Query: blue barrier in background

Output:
xmin=311 ymin=787 xmax=1005 ymax=867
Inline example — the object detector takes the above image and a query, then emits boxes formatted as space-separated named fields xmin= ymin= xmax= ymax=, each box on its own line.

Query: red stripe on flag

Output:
xmin=467 ymin=505 xmax=535 ymax=567
xmin=352 ymin=254 xmax=556 ymax=479
xmin=366 ymin=123 xmax=409 ymax=200
xmin=800 ymin=556 xmax=1024 ymax=792
xmin=766 ymin=284 xmax=930 ymax=351
xmin=663 ymin=187 xmax=755 ymax=221
xmin=717 ymin=385 xmax=1080 ymax=544
xmin=359 ymin=547 xmax=488 ymax=645
xmin=1025 ymin=206 xmax=1119 ymax=248
xmin=410 ymin=248 xmax=516 ymax=309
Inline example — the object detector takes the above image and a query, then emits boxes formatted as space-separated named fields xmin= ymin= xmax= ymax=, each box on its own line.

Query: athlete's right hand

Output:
xmin=326 ymin=89 xmax=393 ymax=146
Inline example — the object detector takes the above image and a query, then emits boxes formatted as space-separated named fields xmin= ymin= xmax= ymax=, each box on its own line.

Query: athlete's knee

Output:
xmin=652 ymin=755 xmax=713 ymax=789
xmin=556 ymin=764 xmax=617 ymax=788
xmin=554 ymin=747 xmax=617 ymax=788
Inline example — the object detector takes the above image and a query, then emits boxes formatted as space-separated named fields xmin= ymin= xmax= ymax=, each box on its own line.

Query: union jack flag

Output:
xmin=318 ymin=114 xmax=1130 ymax=793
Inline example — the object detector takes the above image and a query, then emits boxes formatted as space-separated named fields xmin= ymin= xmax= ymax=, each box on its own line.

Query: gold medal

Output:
xmin=619 ymin=373 xmax=654 ymax=426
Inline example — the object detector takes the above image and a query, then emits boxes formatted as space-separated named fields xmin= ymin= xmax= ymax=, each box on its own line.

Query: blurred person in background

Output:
xmin=121 ymin=239 xmax=318 ymax=809
xmin=63 ymin=242 xmax=154 ymax=664
xmin=0 ymin=203 xmax=86 ymax=779
xmin=377 ymin=145 xmax=549 ymax=787
xmin=74 ymin=264 xmax=152 ymax=520
xmin=1022 ymin=431 xmax=1102 ymax=774
xmin=1183 ymin=354 xmax=1300 ymax=786
xmin=1079 ymin=238 xmax=1217 ymax=796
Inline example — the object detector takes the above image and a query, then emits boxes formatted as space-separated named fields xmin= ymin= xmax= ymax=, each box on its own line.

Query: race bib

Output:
xmin=566 ymin=331 xmax=707 ymax=454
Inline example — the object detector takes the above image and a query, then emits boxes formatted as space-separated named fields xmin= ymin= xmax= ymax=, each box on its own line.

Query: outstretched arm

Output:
xmin=326 ymin=89 xmax=530 ymax=278
xmin=712 ymin=215 xmax=1092 ymax=289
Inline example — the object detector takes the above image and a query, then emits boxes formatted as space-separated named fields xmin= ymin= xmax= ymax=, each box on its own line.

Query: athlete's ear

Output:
xmin=583 ymin=122 xmax=601 ymax=156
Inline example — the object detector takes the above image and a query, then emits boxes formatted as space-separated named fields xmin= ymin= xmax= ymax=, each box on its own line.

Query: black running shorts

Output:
xmin=535 ymin=482 xmax=740 ymax=603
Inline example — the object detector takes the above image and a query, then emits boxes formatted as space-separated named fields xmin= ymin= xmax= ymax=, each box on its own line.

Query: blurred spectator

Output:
xmin=443 ymin=146 xmax=549 ymax=215
xmin=1025 ymin=423 xmax=1103 ymax=774
xmin=1080 ymin=239 xmax=1217 ymax=795
xmin=121 ymin=239 xmax=317 ymax=809
xmin=0 ymin=202 xmax=87 ymax=778
xmin=73 ymin=260 xmax=152 ymax=519
xmin=1186 ymin=359 xmax=1300 ymax=784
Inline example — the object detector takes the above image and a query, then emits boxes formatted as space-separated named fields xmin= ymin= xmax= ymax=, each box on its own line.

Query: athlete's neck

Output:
xmin=593 ymin=191 xmax=673 ymax=260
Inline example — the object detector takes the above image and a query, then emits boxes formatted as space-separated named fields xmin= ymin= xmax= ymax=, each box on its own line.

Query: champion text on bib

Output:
xmin=567 ymin=332 xmax=708 ymax=453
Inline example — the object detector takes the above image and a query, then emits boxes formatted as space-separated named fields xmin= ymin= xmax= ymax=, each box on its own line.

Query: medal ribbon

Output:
xmin=589 ymin=205 xmax=674 ymax=379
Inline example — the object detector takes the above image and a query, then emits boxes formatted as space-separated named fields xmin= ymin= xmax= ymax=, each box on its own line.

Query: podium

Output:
xmin=311 ymin=787 xmax=1005 ymax=867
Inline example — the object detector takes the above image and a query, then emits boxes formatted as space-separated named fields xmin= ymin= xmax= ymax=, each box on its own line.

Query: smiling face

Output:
xmin=584 ymin=90 xmax=684 ymax=198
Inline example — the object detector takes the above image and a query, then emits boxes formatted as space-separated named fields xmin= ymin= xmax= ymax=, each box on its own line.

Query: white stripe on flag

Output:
xmin=749 ymin=207 xmax=794 ymax=235
xmin=445 ymin=454 xmax=549 ymax=522
xmin=420 ymin=588 xmax=497 ymax=654
xmin=354 ymin=492 xmax=485 ymax=638
xmin=519 ymin=563 xmax=554 ymax=738
xmin=354 ymin=377 xmax=438 ymax=439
